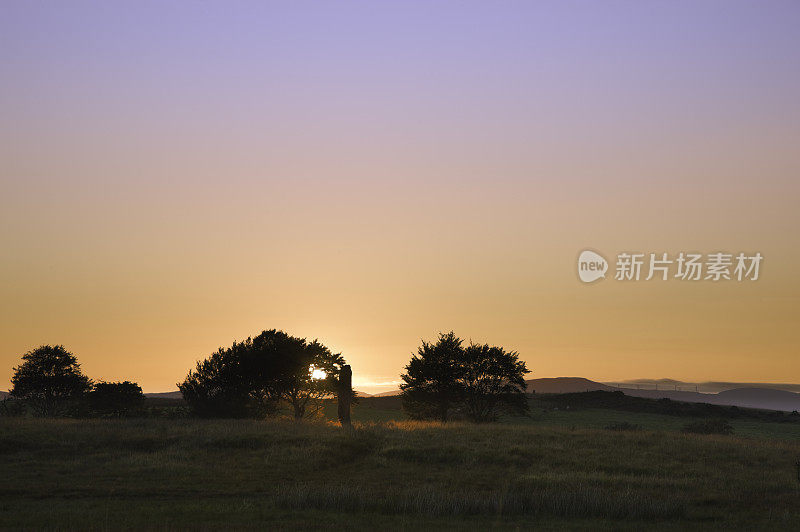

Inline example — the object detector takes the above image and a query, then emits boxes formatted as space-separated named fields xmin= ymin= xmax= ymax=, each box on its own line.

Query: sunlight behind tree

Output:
xmin=309 ymin=366 xmax=327 ymax=380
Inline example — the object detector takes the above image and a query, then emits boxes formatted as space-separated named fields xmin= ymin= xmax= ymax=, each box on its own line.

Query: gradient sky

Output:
xmin=1 ymin=1 xmax=799 ymax=393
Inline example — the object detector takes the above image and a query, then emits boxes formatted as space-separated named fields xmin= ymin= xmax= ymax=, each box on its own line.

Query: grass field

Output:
xmin=333 ymin=395 xmax=800 ymax=441
xmin=2 ymin=399 xmax=799 ymax=530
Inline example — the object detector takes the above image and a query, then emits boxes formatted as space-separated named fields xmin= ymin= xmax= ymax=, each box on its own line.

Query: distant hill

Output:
xmin=603 ymin=386 xmax=800 ymax=413
xmin=526 ymin=377 xmax=612 ymax=394
xmin=714 ymin=388 xmax=800 ymax=412
xmin=525 ymin=378 xmax=800 ymax=412
xmin=144 ymin=391 xmax=183 ymax=400
xmin=534 ymin=390 xmax=800 ymax=422
xmin=0 ymin=390 xmax=7 ymax=399
xmin=614 ymin=379 xmax=800 ymax=394
xmin=704 ymin=382 xmax=800 ymax=394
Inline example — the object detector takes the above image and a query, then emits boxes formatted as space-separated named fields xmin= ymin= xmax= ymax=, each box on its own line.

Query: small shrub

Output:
xmin=682 ymin=419 xmax=733 ymax=435
xmin=0 ymin=397 xmax=27 ymax=417
xmin=89 ymin=381 xmax=145 ymax=417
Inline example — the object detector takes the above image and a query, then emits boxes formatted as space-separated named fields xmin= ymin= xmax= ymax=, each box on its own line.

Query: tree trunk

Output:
xmin=291 ymin=393 xmax=304 ymax=420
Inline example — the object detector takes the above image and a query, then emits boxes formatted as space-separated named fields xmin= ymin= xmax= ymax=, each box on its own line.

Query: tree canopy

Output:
xmin=10 ymin=345 xmax=93 ymax=416
xmin=400 ymin=332 xmax=530 ymax=422
xmin=400 ymin=332 xmax=464 ymax=422
xmin=178 ymin=329 xmax=350 ymax=419
xmin=460 ymin=343 xmax=529 ymax=422
xmin=88 ymin=381 xmax=145 ymax=417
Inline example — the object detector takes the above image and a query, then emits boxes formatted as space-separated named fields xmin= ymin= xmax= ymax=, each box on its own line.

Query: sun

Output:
xmin=309 ymin=366 xmax=327 ymax=380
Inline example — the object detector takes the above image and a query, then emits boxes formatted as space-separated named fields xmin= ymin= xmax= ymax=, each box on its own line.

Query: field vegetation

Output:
xmin=4 ymin=336 xmax=799 ymax=529
xmin=1 ymin=399 xmax=799 ymax=530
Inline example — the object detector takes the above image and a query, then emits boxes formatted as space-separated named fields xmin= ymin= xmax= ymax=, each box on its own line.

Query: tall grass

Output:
xmin=275 ymin=483 xmax=684 ymax=519
xmin=0 ymin=417 xmax=798 ymax=529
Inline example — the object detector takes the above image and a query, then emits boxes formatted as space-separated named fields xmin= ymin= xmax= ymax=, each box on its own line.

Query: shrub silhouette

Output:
xmin=10 ymin=345 xmax=92 ymax=417
xmin=89 ymin=381 xmax=145 ymax=417
xmin=682 ymin=419 xmax=734 ymax=435
xmin=400 ymin=332 xmax=529 ymax=422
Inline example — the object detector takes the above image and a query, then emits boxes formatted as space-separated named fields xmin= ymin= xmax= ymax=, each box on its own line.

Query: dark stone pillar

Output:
xmin=338 ymin=364 xmax=352 ymax=428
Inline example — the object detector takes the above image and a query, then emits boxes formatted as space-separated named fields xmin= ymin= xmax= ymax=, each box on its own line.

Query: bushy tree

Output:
xmin=461 ymin=343 xmax=529 ymax=422
xmin=266 ymin=334 xmax=346 ymax=419
xmin=178 ymin=338 xmax=278 ymax=418
xmin=400 ymin=332 xmax=530 ymax=422
xmin=179 ymin=329 xmax=350 ymax=419
xmin=400 ymin=332 xmax=464 ymax=422
xmin=89 ymin=381 xmax=145 ymax=417
xmin=10 ymin=345 xmax=92 ymax=416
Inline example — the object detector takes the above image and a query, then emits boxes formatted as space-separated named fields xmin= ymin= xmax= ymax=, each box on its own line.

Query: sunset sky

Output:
xmin=1 ymin=1 xmax=799 ymax=393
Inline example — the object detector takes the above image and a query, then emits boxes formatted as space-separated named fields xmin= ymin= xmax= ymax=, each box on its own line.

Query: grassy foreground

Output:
xmin=1 ymin=416 xmax=799 ymax=530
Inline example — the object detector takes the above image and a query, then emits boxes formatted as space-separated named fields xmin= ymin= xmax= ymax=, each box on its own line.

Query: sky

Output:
xmin=1 ymin=1 xmax=799 ymax=393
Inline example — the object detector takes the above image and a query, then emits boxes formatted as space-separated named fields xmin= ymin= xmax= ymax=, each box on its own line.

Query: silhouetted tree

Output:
xmin=265 ymin=332 xmax=346 ymax=419
xmin=179 ymin=329 xmax=349 ymax=419
xmin=89 ymin=381 xmax=145 ymax=417
xmin=400 ymin=332 xmax=464 ymax=422
xmin=461 ymin=343 xmax=529 ymax=422
xmin=178 ymin=338 xmax=278 ymax=418
xmin=400 ymin=333 xmax=530 ymax=422
xmin=10 ymin=345 xmax=92 ymax=416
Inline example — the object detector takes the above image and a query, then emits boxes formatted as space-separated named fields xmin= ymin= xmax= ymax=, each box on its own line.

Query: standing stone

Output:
xmin=338 ymin=364 xmax=352 ymax=428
